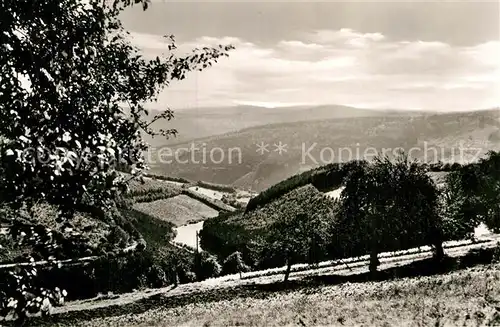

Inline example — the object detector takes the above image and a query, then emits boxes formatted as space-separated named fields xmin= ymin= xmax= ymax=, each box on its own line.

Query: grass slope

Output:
xmin=132 ymin=195 xmax=219 ymax=227
xmin=126 ymin=174 xmax=236 ymax=227
xmin=26 ymin=239 xmax=500 ymax=327
xmin=71 ymin=266 xmax=500 ymax=326
xmin=200 ymin=184 xmax=336 ymax=263
xmin=0 ymin=203 xmax=112 ymax=263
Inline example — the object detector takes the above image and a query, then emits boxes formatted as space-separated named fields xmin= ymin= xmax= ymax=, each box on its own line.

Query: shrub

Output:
xmin=145 ymin=174 xmax=192 ymax=184
xmin=181 ymin=189 xmax=234 ymax=212
xmin=222 ymin=251 xmax=251 ymax=276
xmin=196 ymin=252 xmax=222 ymax=280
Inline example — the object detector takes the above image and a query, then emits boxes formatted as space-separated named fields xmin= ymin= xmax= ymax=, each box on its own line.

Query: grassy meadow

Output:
xmin=39 ymin=262 xmax=500 ymax=327
xmin=20 ymin=238 xmax=500 ymax=327
xmin=132 ymin=195 xmax=220 ymax=227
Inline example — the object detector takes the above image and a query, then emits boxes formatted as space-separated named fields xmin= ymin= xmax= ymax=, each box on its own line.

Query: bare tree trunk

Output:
xmin=431 ymin=225 xmax=445 ymax=261
xmin=369 ymin=249 xmax=379 ymax=274
xmin=433 ymin=241 xmax=445 ymax=261
xmin=284 ymin=257 xmax=292 ymax=283
xmin=174 ymin=269 xmax=179 ymax=288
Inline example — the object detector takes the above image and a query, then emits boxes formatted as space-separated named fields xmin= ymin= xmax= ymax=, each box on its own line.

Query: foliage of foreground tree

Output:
xmin=0 ymin=0 xmax=232 ymax=323
xmin=337 ymin=155 xmax=444 ymax=274
xmin=442 ymin=151 xmax=500 ymax=236
xmin=474 ymin=152 xmax=500 ymax=232
xmin=440 ymin=166 xmax=482 ymax=240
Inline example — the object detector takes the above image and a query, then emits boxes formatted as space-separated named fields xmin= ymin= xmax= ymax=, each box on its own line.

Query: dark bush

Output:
xmin=222 ymin=251 xmax=251 ymax=276
xmin=195 ymin=252 xmax=221 ymax=281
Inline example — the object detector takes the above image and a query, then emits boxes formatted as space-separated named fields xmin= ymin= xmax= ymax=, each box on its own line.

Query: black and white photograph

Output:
xmin=1 ymin=0 xmax=500 ymax=326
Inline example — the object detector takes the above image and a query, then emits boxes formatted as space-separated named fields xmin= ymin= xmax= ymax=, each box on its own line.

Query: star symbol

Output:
xmin=273 ymin=141 xmax=288 ymax=155
xmin=255 ymin=142 xmax=270 ymax=155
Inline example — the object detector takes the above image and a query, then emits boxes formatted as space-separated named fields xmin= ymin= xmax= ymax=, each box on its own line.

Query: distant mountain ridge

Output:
xmin=147 ymin=107 xmax=500 ymax=191
xmin=144 ymin=104 xmax=428 ymax=147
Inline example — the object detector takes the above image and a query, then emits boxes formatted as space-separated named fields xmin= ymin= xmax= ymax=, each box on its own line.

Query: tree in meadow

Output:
xmin=266 ymin=209 xmax=331 ymax=283
xmin=337 ymin=154 xmax=445 ymax=274
xmin=443 ymin=151 xmax=500 ymax=235
xmin=336 ymin=159 xmax=389 ymax=273
xmin=440 ymin=165 xmax=482 ymax=240
xmin=387 ymin=155 xmax=444 ymax=259
xmin=222 ymin=251 xmax=250 ymax=278
xmin=195 ymin=251 xmax=222 ymax=281
xmin=476 ymin=151 xmax=500 ymax=232
xmin=0 ymin=0 xmax=232 ymax=323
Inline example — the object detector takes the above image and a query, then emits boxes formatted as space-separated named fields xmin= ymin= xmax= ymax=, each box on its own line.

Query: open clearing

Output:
xmin=324 ymin=187 xmax=344 ymax=199
xmin=133 ymin=195 xmax=219 ymax=226
xmin=188 ymin=185 xmax=255 ymax=206
xmin=188 ymin=186 xmax=225 ymax=201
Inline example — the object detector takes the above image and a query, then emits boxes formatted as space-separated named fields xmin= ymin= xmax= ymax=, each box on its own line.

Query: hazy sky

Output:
xmin=120 ymin=1 xmax=500 ymax=111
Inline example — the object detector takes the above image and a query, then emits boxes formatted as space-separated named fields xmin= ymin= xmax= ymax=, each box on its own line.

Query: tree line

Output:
xmin=201 ymin=152 xmax=500 ymax=282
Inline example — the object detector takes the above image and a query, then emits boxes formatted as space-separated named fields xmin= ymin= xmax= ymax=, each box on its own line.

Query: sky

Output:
xmin=120 ymin=1 xmax=500 ymax=111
